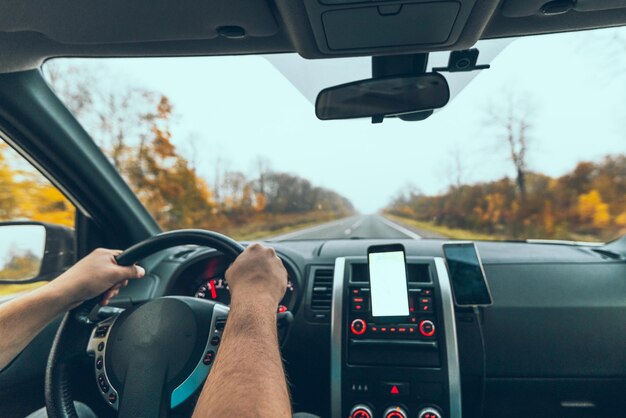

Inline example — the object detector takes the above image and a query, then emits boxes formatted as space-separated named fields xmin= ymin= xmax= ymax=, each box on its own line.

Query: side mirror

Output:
xmin=0 ymin=222 xmax=75 ymax=284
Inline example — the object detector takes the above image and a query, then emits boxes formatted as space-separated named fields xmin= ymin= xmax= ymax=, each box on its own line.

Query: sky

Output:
xmin=49 ymin=27 xmax=626 ymax=213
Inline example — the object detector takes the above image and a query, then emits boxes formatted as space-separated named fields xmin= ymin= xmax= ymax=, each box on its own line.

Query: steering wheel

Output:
xmin=45 ymin=230 xmax=246 ymax=418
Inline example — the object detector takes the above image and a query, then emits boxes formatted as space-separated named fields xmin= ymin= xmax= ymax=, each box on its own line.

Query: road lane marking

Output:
xmin=351 ymin=218 xmax=364 ymax=229
xmin=267 ymin=215 xmax=360 ymax=241
xmin=376 ymin=215 xmax=422 ymax=240
xmin=344 ymin=228 xmax=352 ymax=235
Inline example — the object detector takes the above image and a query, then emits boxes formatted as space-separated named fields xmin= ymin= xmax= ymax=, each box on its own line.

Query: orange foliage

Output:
xmin=387 ymin=155 xmax=626 ymax=241
xmin=578 ymin=190 xmax=610 ymax=229
xmin=0 ymin=142 xmax=74 ymax=227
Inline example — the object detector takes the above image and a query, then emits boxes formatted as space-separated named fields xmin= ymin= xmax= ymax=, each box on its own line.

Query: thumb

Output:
xmin=115 ymin=264 xmax=146 ymax=281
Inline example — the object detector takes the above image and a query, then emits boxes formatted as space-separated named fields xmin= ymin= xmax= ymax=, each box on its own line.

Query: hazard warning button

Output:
xmin=380 ymin=382 xmax=409 ymax=396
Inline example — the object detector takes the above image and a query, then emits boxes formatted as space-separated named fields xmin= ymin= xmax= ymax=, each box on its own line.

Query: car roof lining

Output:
xmin=0 ymin=0 xmax=625 ymax=73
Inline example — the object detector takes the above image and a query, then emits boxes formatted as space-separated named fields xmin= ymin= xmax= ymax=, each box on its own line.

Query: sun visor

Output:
xmin=322 ymin=3 xmax=461 ymax=50
xmin=290 ymin=0 xmax=500 ymax=57
xmin=0 ymin=0 xmax=279 ymax=44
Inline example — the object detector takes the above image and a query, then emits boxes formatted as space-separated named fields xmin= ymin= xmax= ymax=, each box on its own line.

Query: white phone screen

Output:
xmin=368 ymin=251 xmax=410 ymax=317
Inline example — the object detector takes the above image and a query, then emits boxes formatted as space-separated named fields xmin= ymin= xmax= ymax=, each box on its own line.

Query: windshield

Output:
xmin=44 ymin=27 xmax=626 ymax=242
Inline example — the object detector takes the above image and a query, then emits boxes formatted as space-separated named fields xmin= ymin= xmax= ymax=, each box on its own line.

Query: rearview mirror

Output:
xmin=315 ymin=73 xmax=449 ymax=121
xmin=0 ymin=222 xmax=74 ymax=284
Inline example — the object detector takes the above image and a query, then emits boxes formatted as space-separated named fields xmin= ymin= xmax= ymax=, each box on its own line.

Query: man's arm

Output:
xmin=0 ymin=248 xmax=144 ymax=370
xmin=193 ymin=243 xmax=291 ymax=418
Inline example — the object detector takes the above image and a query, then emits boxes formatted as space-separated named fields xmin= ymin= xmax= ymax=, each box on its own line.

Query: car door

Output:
xmin=0 ymin=137 xmax=78 ymax=417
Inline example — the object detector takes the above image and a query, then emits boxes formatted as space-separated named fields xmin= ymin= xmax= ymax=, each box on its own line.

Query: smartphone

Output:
xmin=442 ymin=242 xmax=493 ymax=307
xmin=367 ymin=244 xmax=410 ymax=321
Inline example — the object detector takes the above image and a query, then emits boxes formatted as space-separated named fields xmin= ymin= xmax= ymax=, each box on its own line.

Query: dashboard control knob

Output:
xmin=350 ymin=318 xmax=367 ymax=335
xmin=383 ymin=405 xmax=407 ymax=418
xmin=417 ymin=407 xmax=442 ymax=418
xmin=349 ymin=404 xmax=373 ymax=418
xmin=419 ymin=319 xmax=436 ymax=337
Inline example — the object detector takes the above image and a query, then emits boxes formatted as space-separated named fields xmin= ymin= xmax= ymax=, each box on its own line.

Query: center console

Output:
xmin=331 ymin=257 xmax=461 ymax=418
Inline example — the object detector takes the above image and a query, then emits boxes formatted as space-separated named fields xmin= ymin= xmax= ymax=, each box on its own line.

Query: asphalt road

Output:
xmin=269 ymin=214 xmax=445 ymax=240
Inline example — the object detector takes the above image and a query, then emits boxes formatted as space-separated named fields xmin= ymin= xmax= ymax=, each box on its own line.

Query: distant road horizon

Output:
xmin=268 ymin=214 xmax=446 ymax=241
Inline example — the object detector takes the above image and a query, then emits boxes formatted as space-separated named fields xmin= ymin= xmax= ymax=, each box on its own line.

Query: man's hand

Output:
xmin=193 ymin=243 xmax=292 ymax=418
xmin=225 ymin=243 xmax=287 ymax=308
xmin=0 ymin=248 xmax=145 ymax=370
xmin=50 ymin=248 xmax=145 ymax=308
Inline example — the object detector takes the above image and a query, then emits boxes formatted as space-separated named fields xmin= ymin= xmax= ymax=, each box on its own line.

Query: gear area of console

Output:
xmin=331 ymin=256 xmax=461 ymax=418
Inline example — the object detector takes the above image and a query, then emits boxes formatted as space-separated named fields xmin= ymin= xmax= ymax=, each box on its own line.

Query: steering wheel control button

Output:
xmin=215 ymin=317 xmax=227 ymax=330
xmin=349 ymin=404 xmax=373 ymax=418
xmin=419 ymin=320 xmax=436 ymax=337
xmin=95 ymin=325 xmax=110 ymax=338
xmin=97 ymin=342 xmax=105 ymax=351
xmin=203 ymin=350 xmax=215 ymax=365
xmin=210 ymin=335 xmax=221 ymax=346
xmin=383 ymin=406 xmax=408 ymax=418
xmin=97 ymin=374 xmax=109 ymax=393
xmin=417 ymin=407 xmax=442 ymax=418
xmin=350 ymin=318 xmax=367 ymax=335
xmin=381 ymin=382 xmax=409 ymax=396
xmin=108 ymin=393 xmax=117 ymax=404
xmin=96 ymin=357 xmax=103 ymax=370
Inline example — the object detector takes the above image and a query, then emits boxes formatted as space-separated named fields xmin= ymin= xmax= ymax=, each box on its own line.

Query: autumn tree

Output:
xmin=489 ymin=94 xmax=533 ymax=201
xmin=41 ymin=61 xmax=355 ymax=237
xmin=386 ymin=154 xmax=626 ymax=241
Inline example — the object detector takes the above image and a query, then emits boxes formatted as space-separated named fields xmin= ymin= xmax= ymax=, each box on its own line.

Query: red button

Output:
xmin=351 ymin=409 xmax=371 ymax=418
xmin=419 ymin=320 xmax=436 ymax=337
xmin=351 ymin=319 xmax=367 ymax=336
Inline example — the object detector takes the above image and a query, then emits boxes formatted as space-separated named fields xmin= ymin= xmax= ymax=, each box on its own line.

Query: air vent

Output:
xmin=311 ymin=268 xmax=334 ymax=311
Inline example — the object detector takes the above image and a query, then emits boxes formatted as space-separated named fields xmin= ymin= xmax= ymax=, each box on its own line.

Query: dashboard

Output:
xmin=114 ymin=238 xmax=626 ymax=418
xmin=169 ymin=254 xmax=299 ymax=314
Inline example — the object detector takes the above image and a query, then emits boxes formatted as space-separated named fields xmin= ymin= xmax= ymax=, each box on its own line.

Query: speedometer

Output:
xmin=194 ymin=277 xmax=229 ymax=304
xmin=194 ymin=277 xmax=295 ymax=313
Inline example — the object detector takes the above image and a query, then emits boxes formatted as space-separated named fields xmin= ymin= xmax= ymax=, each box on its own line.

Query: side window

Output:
xmin=0 ymin=138 xmax=75 ymax=299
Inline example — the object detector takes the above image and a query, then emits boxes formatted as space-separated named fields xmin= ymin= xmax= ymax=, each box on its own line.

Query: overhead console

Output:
xmin=282 ymin=0 xmax=501 ymax=57
xmin=331 ymin=256 xmax=461 ymax=418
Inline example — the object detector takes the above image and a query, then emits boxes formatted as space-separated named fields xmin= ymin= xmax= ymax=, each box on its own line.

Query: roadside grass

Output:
xmin=385 ymin=214 xmax=501 ymax=241
xmin=229 ymin=220 xmax=331 ymax=241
